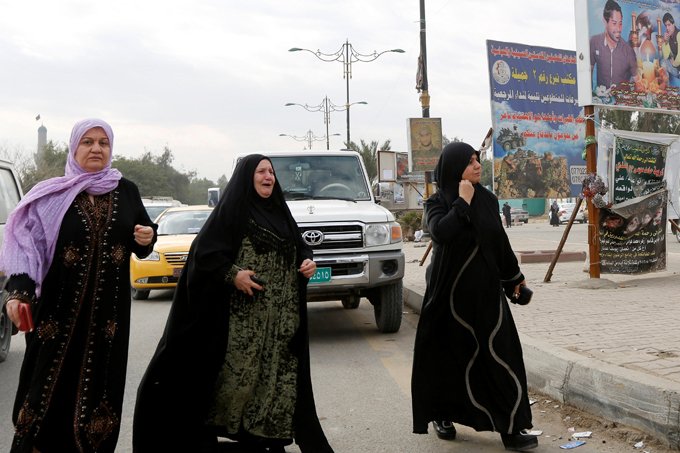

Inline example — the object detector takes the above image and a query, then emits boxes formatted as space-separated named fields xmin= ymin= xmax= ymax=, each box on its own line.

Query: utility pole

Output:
xmin=418 ymin=0 xmax=430 ymax=118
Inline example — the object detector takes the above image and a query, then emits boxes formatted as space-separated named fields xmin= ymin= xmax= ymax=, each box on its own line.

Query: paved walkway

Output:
xmin=401 ymin=223 xmax=680 ymax=449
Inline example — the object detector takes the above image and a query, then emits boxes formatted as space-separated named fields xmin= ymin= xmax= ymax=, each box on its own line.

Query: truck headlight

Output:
xmin=139 ymin=251 xmax=160 ymax=261
xmin=365 ymin=223 xmax=390 ymax=246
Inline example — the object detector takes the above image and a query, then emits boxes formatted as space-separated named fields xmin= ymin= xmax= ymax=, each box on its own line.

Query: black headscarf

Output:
xmin=434 ymin=142 xmax=480 ymax=204
xmin=187 ymin=154 xmax=299 ymax=287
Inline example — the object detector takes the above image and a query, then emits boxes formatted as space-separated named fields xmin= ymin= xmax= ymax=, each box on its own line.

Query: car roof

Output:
xmin=236 ymin=150 xmax=360 ymax=158
xmin=161 ymin=205 xmax=213 ymax=213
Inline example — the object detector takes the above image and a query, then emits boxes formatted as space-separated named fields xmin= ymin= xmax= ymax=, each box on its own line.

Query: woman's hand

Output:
xmin=134 ymin=225 xmax=154 ymax=246
xmin=234 ymin=269 xmax=262 ymax=296
xmin=459 ymin=180 xmax=475 ymax=205
xmin=299 ymin=259 xmax=317 ymax=279
xmin=513 ymin=280 xmax=526 ymax=299
xmin=5 ymin=299 xmax=22 ymax=329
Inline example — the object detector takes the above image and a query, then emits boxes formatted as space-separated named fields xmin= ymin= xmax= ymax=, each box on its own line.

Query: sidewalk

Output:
xmin=401 ymin=225 xmax=680 ymax=449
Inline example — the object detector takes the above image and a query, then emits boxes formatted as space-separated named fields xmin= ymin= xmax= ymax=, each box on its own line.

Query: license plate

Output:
xmin=309 ymin=267 xmax=331 ymax=283
xmin=172 ymin=267 xmax=183 ymax=278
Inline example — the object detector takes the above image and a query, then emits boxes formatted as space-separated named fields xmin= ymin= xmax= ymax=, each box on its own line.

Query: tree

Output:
xmin=442 ymin=135 xmax=463 ymax=146
xmin=345 ymin=139 xmax=391 ymax=184
xmin=21 ymin=141 xmax=68 ymax=191
xmin=113 ymin=147 xmax=193 ymax=202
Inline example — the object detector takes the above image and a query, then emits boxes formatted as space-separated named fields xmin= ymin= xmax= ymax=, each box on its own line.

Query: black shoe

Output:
xmin=501 ymin=432 xmax=538 ymax=451
xmin=432 ymin=420 xmax=456 ymax=440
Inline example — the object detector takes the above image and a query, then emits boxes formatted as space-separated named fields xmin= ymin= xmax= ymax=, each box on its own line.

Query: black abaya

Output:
xmin=411 ymin=143 xmax=532 ymax=436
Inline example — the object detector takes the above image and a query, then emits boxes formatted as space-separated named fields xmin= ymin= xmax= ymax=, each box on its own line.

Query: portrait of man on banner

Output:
xmin=408 ymin=118 xmax=442 ymax=172
xmin=576 ymin=0 xmax=680 ymax=111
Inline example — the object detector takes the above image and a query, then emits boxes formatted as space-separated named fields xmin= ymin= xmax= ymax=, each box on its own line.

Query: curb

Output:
xmin=402 ymin=285 xmax=680 ymax=449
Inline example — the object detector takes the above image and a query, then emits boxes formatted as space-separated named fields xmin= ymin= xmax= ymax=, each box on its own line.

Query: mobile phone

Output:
xmin=18 ymin=303 xmax=34 ymax=332
xmin=250 ymin=275 xmax=265 ymax=288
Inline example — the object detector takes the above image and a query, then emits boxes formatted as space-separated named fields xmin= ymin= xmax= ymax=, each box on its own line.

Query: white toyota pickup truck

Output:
xmin=238 ymin=151 xmax=405 ymax=333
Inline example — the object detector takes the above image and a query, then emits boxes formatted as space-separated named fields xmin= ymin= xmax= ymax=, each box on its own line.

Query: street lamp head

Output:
xmin=391 ymin=49 xmax=405 ymax=53
xmin=278 ymin=133 xmax=287 ymax=137
xmin=356 ymin=101 xmax=368 ymax=105
xmin=284 ymin=103 xmax=296 ymax=106
xmin=288 ymin=48 xmax=303 ymax=52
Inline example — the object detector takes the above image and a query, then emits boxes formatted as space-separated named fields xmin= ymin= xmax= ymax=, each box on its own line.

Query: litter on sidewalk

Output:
xmin=560 ymin=440 xmax=586 ymax=449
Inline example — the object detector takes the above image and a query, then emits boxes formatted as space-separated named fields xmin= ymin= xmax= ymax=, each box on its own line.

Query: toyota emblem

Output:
xmin=301 ymin=230 xmax=324 ymax=246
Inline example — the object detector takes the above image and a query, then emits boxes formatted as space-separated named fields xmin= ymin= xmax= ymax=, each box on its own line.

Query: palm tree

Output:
xmin=345 ymin=139 xmax=391 ymax=184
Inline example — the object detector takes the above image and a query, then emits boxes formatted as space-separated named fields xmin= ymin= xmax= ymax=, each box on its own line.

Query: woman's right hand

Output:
xmin=4 ymin=298 xmax=22 ymax=328
xmin=234 ymin=269 xmax=263 ymax=297
xmin=459 ymin=179 xmax=475 ymax=205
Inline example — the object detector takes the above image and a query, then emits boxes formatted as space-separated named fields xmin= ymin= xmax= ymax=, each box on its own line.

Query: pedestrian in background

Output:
xmin=133 ymin=154 xmax=333 ymax=453
xmin=503 ymin=202 xmax=512 ymax=228
xmin=411 ymin=142 xmax=537 ymax=452
xmin=550 ymin=200 xmax=561 ymax=226
xmin=0 ymin=118 xmax=156 ymax=452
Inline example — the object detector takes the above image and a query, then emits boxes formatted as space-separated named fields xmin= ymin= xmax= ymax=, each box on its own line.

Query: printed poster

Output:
xmin=599 ymin=190 xmax=667 ymax=273
xmin=407 ymin=118 xmax=442 ymax=173
xmin=599 ymin=135 xmax=667 ymax=273
xmin=487 ymin=40 xmax=586 ymax=199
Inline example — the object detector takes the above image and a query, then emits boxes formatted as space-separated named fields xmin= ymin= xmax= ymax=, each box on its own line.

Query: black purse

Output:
xmin=510 ymin=286 xmax=533 ymax=305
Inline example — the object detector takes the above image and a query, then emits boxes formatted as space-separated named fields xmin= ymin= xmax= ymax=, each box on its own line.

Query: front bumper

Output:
xmin=306 ymin=250 xmax=405 ymax=301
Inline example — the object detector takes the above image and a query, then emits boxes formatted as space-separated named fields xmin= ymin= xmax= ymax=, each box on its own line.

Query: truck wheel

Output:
xmin=372 ymin=280 xmax=403 ymax=333
xmin=132 ymin=288 xmax=150 ymax=301
xmin=0 ymin=307 xmax=12 ymax=362
xmin=341 ymin=295 xmax=361 ymax=309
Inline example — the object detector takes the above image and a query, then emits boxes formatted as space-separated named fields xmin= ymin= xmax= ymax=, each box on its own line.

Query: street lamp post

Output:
xmin=289 ymin=40 xmax=404 ymax=144
xmin=279 ymin=130 xmax=341 ymax=150
xmin=285 ymin=97 xmax=367 ymax=150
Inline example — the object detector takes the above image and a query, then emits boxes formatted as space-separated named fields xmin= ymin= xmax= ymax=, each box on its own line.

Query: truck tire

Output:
xmin=341 ymin=295 xmax=361 ymax=309
xmin=132 ymin=288 xmax=150 ymax=301
xmin=372 ymin=280 xmax=403 ymax=333
xmin=0 ymin=307 xmax=12 ymax=362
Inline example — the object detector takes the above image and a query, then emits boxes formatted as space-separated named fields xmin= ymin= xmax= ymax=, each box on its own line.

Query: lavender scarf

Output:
xmin=0 ymin=118 xmax=122 ymax=296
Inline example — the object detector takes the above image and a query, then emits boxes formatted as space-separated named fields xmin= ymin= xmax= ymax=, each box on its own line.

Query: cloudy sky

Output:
xmin=0 ymin=0 xmax=577 ymax=182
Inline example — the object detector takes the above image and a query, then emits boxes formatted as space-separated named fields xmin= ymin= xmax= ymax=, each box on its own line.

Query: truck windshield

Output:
xmin=269 ymin=155 xmax=371 ymax=202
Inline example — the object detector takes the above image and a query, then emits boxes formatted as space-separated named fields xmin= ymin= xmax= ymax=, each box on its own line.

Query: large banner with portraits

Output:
xmin=575 ymin=0 xmax=680 ymax=112
xmin=487 ymin=40 xmax=586 ymax=199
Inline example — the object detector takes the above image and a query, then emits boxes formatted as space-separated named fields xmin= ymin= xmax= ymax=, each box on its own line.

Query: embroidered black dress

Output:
xmin=411 ymin=144 xmax=533 ymax=436
xmin=5 ymin=178 xmax=156 ymax=453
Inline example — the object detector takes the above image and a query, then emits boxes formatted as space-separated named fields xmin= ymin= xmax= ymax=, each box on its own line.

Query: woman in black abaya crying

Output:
xmin=133 ymin=154 xmax=334 ymax=453
xmin=411 ymin=142 xmax=538 ymax=452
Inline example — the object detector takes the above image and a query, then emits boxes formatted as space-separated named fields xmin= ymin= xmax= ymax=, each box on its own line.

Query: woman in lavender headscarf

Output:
xmin=0 ymin=118 xmax=157 ymax=453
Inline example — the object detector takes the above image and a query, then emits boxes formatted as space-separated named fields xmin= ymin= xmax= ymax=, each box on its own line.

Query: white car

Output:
xmin=0 ymin=158 xmax=24 ymax=362
xmin=558 ymin=202 xmax=587 ymax=224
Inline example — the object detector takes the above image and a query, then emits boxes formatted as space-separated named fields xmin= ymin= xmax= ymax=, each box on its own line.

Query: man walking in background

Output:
xmin=502 ymin=202 xmax=512 ymax=228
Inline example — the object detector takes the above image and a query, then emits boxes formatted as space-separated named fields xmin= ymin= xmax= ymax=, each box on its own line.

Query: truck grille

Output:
xmin=164 ymin=252 xmax=188 ymax=266
xmin=327 ymin=262 xmax=364 ymax=276
xmin=299 ymin=224 xmax=363 ymax=250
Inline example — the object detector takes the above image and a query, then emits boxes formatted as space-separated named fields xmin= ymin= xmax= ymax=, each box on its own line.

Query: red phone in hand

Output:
xmin=18 ymin=303 xmax=34 ymax=332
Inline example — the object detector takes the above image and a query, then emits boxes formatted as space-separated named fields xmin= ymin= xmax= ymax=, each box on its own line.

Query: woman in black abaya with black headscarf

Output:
xmin=133 ymin=154 xmax=333 ymax=453
xmin=411 ymin=142 xmax=537 ymax=452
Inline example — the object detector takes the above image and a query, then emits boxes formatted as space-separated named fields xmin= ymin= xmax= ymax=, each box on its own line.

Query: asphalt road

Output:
xmin=0 ymin=227 xmax=676 ymax=452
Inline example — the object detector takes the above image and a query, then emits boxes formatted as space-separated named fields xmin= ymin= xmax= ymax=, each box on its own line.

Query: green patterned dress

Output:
xmin=206 ymin=220 xmax=300 ymax=440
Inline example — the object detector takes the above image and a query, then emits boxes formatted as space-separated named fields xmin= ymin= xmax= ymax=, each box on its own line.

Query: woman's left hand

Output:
xmin=134 ymin=225 xmax=154 ymax=246
xmin=299 ymin=259 xmax=317 ymax=279
xmin=513 ymin=280 xmax=526 ymax=298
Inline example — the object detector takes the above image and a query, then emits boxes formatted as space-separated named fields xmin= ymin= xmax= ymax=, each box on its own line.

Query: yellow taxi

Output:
xmin=130 ymin=205 xmax=213 ymax=300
